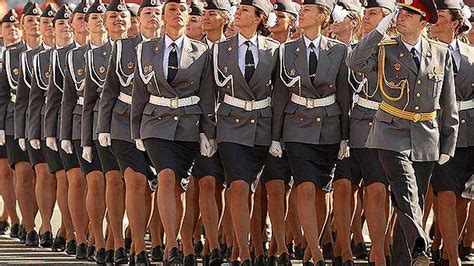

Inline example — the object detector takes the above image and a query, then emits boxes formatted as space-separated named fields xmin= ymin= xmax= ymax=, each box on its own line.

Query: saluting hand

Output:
xmin=376 ymin=9 xmax=398 ymax=35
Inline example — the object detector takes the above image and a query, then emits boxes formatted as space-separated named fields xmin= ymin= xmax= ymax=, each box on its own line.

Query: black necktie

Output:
xmin=244 ymin=41 xmax=255 ymax=83
xmin=167 ymin=43 xmax=178 ymax=83
xmin=410 ymin=48 xmax=420 ymax=72
xmin=309 ymin=43 xmax=318 ymax=82
xmin=449 ymin=45 xmax=458 ymax=74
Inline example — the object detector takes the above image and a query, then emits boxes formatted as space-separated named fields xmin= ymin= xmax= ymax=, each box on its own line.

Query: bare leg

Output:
xmin=86 ymin=171 xmax=106 ymax=249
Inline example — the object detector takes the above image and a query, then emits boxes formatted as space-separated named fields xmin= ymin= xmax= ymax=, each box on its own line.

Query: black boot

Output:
xmin=266 ymin=255 xmax=278 ymax=266
xmin=9 ymin=223 xmax=20 ymax=238
xmin=332 ymin=256 xmax=342 ymax=266
xmin=151 ymin=244 xmax=164 ymax=261
xmin=51 ymin=233 xmax=66 ymax=252
xmin=65 ymin=239 xmax=77 ymax=255
xmin=203 ymin=254 xmax=210 ymax=266
xmin=254 ymin=255 xmax=266 ymax=266
xmin=209 ymin=248 xmax=223 ymax=266
xmin=194 ymin=241 xmax=204 ymax=257
xmin=115 ymin=247 xmax=129 ymax=264
xmin=105 ymin=249 xmax=115 ymax=263
xmin=129 ymin=252 xmax=136 ymax=266
xmin=322 ymin=242 xmax=334 ymax=260
xmin=39 ymin=231 xmax=53 ymax=248
xmin=76 ymin=242 xmax=88 ymax=260
xmin=277 ymin=252 xmax=291 ymax=266
xmin=0 ymin=220 xmax=9 ymax=234
xmin=95 ymin=248 xmax=106 ymax=264
xmin=168 ymin=247 xmax=182 ymax=265
xmin=25 ymin=230 xmax=39 ymax=246
xmin=135 ymin=251 xmax=150 ymax=265
xmin=183 ymin=254 xmax=197 ymax=266
xmin=19 ymin=225 xmax=26 ymax=243
xmin=294 ymin=245 xmax=304 ymax=260
xmin=342 ymin=260 xmax=354 ymax=266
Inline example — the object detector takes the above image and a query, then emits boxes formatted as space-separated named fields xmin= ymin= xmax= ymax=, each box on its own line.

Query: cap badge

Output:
xmin=77 ymin=68 xmax=84 ymax=76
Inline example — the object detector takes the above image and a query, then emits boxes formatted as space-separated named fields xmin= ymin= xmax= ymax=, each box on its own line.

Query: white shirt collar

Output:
xmin=206 ymin=36 xmax=226 ymax=47
xmin=90 ymin=43 xmax=99 ymax=49
xmin=238 ymin=33 xmax=258 ymax=47
xmin=165 ymin=34 xmax=185 ymax=50
xmin=303 ymin=34 xmax=322 ymax=49
xmin=449 ymin=39 xmax=458 ymax=51
xmin=402 ymin=38 xmax=422 ymax=55
xmin=43 ymin=43 xmax=51 ymax=50
xmin=26 ymin=44 xmax=33 ymax=51
xmin=141 ymin=34 xmax=149 ymax=42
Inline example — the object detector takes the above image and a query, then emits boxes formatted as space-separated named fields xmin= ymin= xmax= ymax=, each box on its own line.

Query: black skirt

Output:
xmin=353 ymin=148 xmax=387 ymax=186
xmin=285 ymin=142 xmax=338 ymax=189
xmin=94 ymin=141 xmax=120 ymax=175
xmin=5 ymin=135 xmax=29 ymax=168
xmin=111 ymin=139 xmax=155 ymax=180
xmin=432 ymin=147 xmax=474 ymax=199
xmin=261 ymin=151 xmax=292 ymax=184
xmin=218 ymin=142 xmax=268 ymax=185
xmin=72 ymin=140 xmax=102 ymax=175
xmin=144 ymin=138 xmax=198 ymax=180
xmin=26 ymin=142 xmax=47 ymax=168
xmin=42 ymin=140 xmax=64 ymax=173
xmin=59 ymin=141 xmax=81 ymax=171
xmin=191 ymin=153 xmax=225 ymax=185
xmin=0 ymin=145 xmax=7 ymax=159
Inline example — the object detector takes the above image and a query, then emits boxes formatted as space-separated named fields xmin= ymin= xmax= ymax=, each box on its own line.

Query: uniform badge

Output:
xmin=103 ymin=51 xmax=107 ymax=56
xmin=228 ymin=46 xmax=232 ymax=52
xmin=45 ymin=71 xmax=50 ymax=78
xmin=399 ymin=53 xmax=404 ymax=58
xmin=99 ymin=66 xmax=106 ymax=74
xmin=144 ymin=65 xmax=153 ymax=73
xmin=77 ymin=68 xmax=84 ymax=76
xmin=127 ymin=62 xmax=134 ymax=69
xmin=155 ymin=46 xmax=159 ymax=52
xmin=13 ymin=68 xmax=19 ymax=76
xmin=296 ymin=47 xmax=300 ymax=53
xmin=394 ymin=63 xmax=401 ymax=71
xmin=289 ymin=69 xmax=295 ymax=76
xmin=433 ymin=66 xmax=441 ymax=74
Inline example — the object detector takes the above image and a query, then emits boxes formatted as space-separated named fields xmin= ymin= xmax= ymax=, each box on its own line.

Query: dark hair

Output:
xmin=449 ymin=9 xmax=468 ymax=36
xmin=255 ymin=8 xmax=270 ymax=36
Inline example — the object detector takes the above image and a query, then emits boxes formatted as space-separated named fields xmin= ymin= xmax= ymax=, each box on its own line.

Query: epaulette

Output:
xmin=327 ymin=37 xmax=346 ymax=46
xmin=426 ymin=37 xmax=448 ymax=48
xmin=378 ymin=39 xmax=397 ymax=46
xmin=189 ymin=38 xmax=207 ymax=48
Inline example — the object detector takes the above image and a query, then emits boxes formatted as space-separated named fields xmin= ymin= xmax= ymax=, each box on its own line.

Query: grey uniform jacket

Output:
xmin=348 ymin=43 xmax=381 ymax=149
xmin=60 ymin=44 xmax=89 ymax=141
xmin=81 ymin=41 xmax=113 ymax=147
xmin=44 ymin=43 xmax=77 ymax=139
xmin=131 ymin=36 xmax=215 ymax=142
xmin=347 ymin=30 xmax=459 ymax=161
xmin=27 ymin=48 xmax=53 ymax=140
xmin=0 ymin=41 xmax=26 ymax=136
xmin=272 ymin=36 xmax=351 ymax=145
xmin=15 ymin=44 xmax=47 ymax=140
xmin=453 ymin=41 xmax=474 ymax=148
xmin=215 ymin=35 xmax=279 ymax=147
xmin=97 ymin=35 xmax=142 ymax=143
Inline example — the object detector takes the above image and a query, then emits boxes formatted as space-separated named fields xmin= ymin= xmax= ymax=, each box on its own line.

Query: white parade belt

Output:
xmin=77 ymin=96 xmax=84 ymax=105
xmin=290 ymin=93 xmax=335 ymax=108
xmin=10 ymin=93 xmax=16 ymax=103
xmin=118 ymin=92 xmax=132 ymax=105
xmin=223 ymin=94 xmax=271 ymax=111
xmin=458 ymin=99 xmax=474 ymax=111
xmin=355 ymin=95 xmax=380 ymax=110
xmin=149 ymin=95 xmax=200 ymax=109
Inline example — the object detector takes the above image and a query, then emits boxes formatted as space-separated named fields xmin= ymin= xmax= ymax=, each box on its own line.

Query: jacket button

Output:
xmin=368 ymin=121 xmax=373 ymax=126
xmin=417 ymin=80 xmax=422 ymax=85
xmin=414 ymin=106 xmax=420 ymax=111
xmin=316 ymin=117 xmax=321 ymax=122
xmin=235 ymin=118 xmax=240 ymax=123
xmin=250 ymin=119 xmax=255 ymax=124
xmin=416 ymin=92 xmax=420 ymax=97
xmin=226 ymin=85 xmax=230 ymax=89
xmin=173 ymin=116 xmax=178 ymax=121
xmin=158 ymin=117 xmax=162 ymax=120
xmin=329 ymin=85 xmax=333 ymax=88
xmin=190 ymin=81 xmax=194 ymax=85
xmin=299 ymin=117 xmax=304 ymax=121
xmin=461 ymin=119 xmax=466 ymax=124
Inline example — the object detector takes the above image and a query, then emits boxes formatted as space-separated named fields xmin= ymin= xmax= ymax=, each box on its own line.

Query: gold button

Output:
xmin=368 ymin=122 xmax=373 ymax=126
xmin=414 ymin=106 xmax=420 ymax=111
xmin=190 ymin=81 xmax=194 ymax=85
xmin=235 ymin=118 xmax=240 ymax=123
xmin=461 ymin=119 xmax=466 ymax=124
xmin=173 ymin=116 xmax=178 ymax=121
xmin=250 ymin=119 xmax=255 ymax=124
xmin=316 ymin=117 xmax=321 ymax=122
xmin=417 ymin=80 xmax=422 ymax=85
xmin=299 ymin=117 xmax=304 ymax=121
xmin=226 ymin=85 xmax=230 ymax=89
xmin=329 ymin=85 xmax=333 ymax=88
xmin=158 ymin=117 xmax=162 ymax=120
xmin=400 ymin=53 xmax=404 ymax=57
xmin=416 ymin=92 xmax=421 ymax=97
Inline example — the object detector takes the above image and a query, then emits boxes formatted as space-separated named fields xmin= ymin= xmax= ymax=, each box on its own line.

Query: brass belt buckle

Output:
xmin=244 ymin=100 xmax=254 ymax=111
xmin=170 ymin=98 xmax=179 ymax=109
xmin=306 ymin=98 xmax=315 ymax=108
xmin=413 ymin=113 xmax=421 ymax=122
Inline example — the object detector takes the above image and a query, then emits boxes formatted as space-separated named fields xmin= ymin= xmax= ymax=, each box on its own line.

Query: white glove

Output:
xmin=98 ymin=133 xmax=111 ymax=147
xmin=46 ymin=137 xmax=58 ymax=151
xmin=209 ymin=139 xmax=217 ymax=157
xmin=376 ymin=9 xmax=398 ymax=34
xmin=82 ymin=146 xmax=92 ymax=163
xmin=135 ymin=139 xmax=146 ymax=152
xmin=269 ymin=141 xmax=283 ymax=158
xmin=30 ymin=139 xmax=41 ymax=150
xmin=0 ymin=130 xmax=5 ymax=146
xmin=61 ymin=140 xmax=74 ymax=154
xmin=338 ymin=140 xmax=350 ymax=160
xmin=18 ymin=138 xmax=26 ymax=151
xmin=199 ymin=133 xmax=212 ymax=157
xmin=438 ymin=154 xmax=450 ymax=165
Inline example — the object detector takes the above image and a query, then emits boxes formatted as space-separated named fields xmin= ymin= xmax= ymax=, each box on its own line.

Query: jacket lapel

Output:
xmin=226 ymin=36 xmax=255 ymax=98
xmin=417 ymin=37 xmax=432 ymax=80
xmin=313 ymin=36 xmax=332 ymax=90
xmin=174 ymin=36 xmax=196 ymax=83
xmin=455 ymin=41 xmax=471 ymax=99
xmin=248 ymin=35 xmax=269 ymax=88
xmin=152 ymin=37 xmax=179 ymax=96
xmin=396 ymin=36 xmax=418 ymax=75
xmin=293 ymin=37 xmax=315 ymax=93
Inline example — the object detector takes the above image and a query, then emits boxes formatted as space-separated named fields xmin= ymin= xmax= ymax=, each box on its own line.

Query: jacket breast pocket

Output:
xmin=376 ymin=110 xmax=394 ymax=124
xmin=428 ymin=73 xmax=443 ymax=98
xmin=142 ymin=104 xmax=156 ymax=116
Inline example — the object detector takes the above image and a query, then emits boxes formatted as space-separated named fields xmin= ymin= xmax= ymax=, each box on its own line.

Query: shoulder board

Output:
xmin=378 ymin=39 xmax=397 ymax=46
xmin=327 ymin=37 xmax=345 ymax=46
xmin=426 ymin=38 xmax=447 ymax=48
